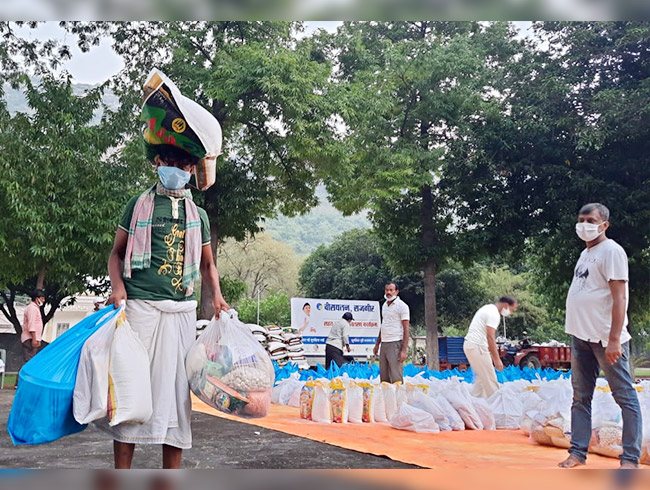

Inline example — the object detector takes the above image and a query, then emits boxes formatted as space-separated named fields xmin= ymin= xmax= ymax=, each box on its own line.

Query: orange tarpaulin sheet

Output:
xmin=192 ymin=396 xmax=644 ymax=470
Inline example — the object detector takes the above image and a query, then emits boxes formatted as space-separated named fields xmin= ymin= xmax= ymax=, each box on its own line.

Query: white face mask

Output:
xmin=575 ymin=222 xmax=605 ymax=242
xmin=501 ymin=307 xmax=511 ymax=317
xmin=384 ymin=294 xmax=397 ymax=302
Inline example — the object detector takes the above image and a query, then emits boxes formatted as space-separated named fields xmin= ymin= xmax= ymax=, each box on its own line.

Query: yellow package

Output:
xmin=300 ymin=381 xmax=316 ymax=420
xmin=357 ymin=382 xmax=375 ymax=423
xmin=329 ymin=379 xmax=348 ymax=423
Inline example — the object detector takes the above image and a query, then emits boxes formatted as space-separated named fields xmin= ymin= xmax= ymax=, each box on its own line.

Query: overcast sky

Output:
xmin=15 ymin=21 xmax=531 ymax=85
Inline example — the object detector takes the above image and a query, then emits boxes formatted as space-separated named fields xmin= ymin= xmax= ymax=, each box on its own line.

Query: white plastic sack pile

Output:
xmin=471 ymin=397 xmax=496 ymax=431
xmin=408 ymin=391 xmax=452 ymax=431
xmin=488 ymin=390 xmax=523 ymax=430
xmin=390 ymin=404 xmax=440 ymax=434
xmin=434 ymin=394 xmax=465 ymax=431
xmin=442 ymin=389 xmax=483 ymax=430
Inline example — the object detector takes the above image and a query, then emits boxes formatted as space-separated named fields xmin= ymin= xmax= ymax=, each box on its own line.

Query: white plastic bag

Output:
xmin=390 ymin=404 xmax=440 ymax=433
xmin=434 ymin=394 xmax=465 ymax=431
xmin=312 ymin=384 xmax=332 ymax=424
xmin=186 ymin=310 xmax=274 ymax=418
xmin=592 ymin=389 xmax=622 ymax=426
xmin=73 ymin=310 xmax=118 ymax=424
xmin=279 ymin=379 xmax=304 ymax=406
xmin=288 ymin=381 xmax=305 ymax=408
xmin=396 ymin=383 xmax=408 ymax=408
xmin=348 ymin=384 xmax=364 ymax=424
xmin=536 ymin=379 xmax=573 ymax=417
xmin=373 ymin=383 xmax=388 ymax=423
xmin=521 ymin=389 xmax=543 ymax=414
xmin=472 ymin=396 xmax=496 ymax=431
xmin=488 ymin=389 xmax=523 ymax=430
xmin=409 ymin=391 xmax=452 ymax=431
xmin=442 ymin=390 xmax=483 ymax=430
xmin=520 ymin=410 xmax=546 ymax=435
xmin=107 ymin=310 xmax=152 ymax=426
xmin=271 ymin=384 xmax=284 ymax=405
xmin=383 ymin=383 xmax=398 ymax=420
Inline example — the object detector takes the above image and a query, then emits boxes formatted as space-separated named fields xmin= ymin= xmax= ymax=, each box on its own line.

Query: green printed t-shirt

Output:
xmin=119 ymin=193 xmax=211 ymax=301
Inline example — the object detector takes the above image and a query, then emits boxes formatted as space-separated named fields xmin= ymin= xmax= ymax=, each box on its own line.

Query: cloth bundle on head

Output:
xmin=141 ymin=68 xmax=222 ymax=191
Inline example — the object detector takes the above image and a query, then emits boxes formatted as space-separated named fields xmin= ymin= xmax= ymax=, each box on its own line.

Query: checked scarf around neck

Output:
xmin=123 ymin=183 xmax=202 ymax=296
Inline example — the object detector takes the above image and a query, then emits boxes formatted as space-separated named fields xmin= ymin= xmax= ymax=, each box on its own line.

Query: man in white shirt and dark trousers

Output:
xmin=325 ymin=312 xmax=354 ymax=370
xmin=559 ymin=203 xmax=642 ymax=469
xmin=373 ymin=282 xmax=410 ymax=383
xmin=463 ymin=296 xmax=517 ymax=398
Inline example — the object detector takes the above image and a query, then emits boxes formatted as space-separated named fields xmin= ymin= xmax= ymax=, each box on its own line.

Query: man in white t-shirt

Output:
xmin=463 ymin=296 xmax=517 ymax=398
xmin=558 ymin=203 xmax=642 ymax=470
xmin=373 ymin=282 xmax=410 ymax=383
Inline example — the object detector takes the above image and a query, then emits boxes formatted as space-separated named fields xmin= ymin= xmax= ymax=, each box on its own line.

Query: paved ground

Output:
xmin=0 ymin=390 xmax=418 ymax=469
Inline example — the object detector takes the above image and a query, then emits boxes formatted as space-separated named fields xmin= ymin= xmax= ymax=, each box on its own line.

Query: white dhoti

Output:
xmin=463 ymin=340 xmax=499 ymax=399
xmin=95 ymin=299 xmax=197 ymax=449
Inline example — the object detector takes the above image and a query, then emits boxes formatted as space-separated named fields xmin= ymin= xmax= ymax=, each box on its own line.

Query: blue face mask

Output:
xmin=157 ymin=166 xmax=191 ymax=190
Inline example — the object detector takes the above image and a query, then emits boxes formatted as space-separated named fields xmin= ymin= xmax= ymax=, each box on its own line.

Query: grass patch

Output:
xmin=1 ymin=373 xmax=17 ymax=389
xmin=635 ymin=368 xmax=650 ymax=377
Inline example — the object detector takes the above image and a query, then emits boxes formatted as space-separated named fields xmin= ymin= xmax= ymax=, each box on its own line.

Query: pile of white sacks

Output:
xmin=272 ymin=373 xmax=650 ymax=465
xmin=247 ymin=325 xmax=309 ymax=369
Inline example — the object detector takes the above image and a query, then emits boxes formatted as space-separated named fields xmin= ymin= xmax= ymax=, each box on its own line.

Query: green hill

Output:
xmin=263 ymin=186 xmax=370 ymax=256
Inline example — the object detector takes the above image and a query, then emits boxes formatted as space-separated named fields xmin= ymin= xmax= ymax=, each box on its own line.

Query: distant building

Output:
xmin=0 ymin=304 xmax=25 ymax=335
xmin=0 ymin=295 xmax=102 ymax=342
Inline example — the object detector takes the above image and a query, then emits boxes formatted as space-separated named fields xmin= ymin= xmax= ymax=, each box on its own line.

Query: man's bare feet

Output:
xmin=619 ymin=461 xmax=638 ymax=469
xmin=558 ymin=455 xmax=585 ymax=468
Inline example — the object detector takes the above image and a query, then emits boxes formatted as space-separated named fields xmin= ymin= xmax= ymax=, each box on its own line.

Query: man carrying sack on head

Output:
xmin=102 ymin=69 xmax=229 ymax=469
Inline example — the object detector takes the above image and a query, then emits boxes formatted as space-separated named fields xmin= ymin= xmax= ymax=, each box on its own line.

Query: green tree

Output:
xmin=217 ymin=275 xmax=248 ymax=305
xmin=0 ymin=74 xmax=148 ymax=334
xmin=435 ymin=264 xmax=490 ymax=334
xmin=64 ymin=21 xmax=337 ymax=319
xmin=217 ymin=232 xmax=302 ymax=299
xmin=237 ymin=291 xmax=292 ymax=326
xmin=299 ymin=229 xmax=392 ymax=301
xmin=446 ymin=21 xmax=650 ymax=333
xmin=321 ymin=21 xmax=519 ymax=368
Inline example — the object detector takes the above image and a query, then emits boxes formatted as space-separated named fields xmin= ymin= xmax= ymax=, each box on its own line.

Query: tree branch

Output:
xmin=188 ymin=38 xmax=214 ymax=66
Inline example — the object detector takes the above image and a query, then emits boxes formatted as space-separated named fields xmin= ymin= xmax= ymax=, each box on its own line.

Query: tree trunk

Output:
xmin=199 ymin=224 xmax=219 ymax=320
xmin=424 ymin=261 xmax=439 ymax=370
xmin=36 ymin=260 xmax=46 ymax=289
xmin=421 ymin=184 xmax=440 ymax=370
xmin=0 ymin=288 xmax=21 ymax=336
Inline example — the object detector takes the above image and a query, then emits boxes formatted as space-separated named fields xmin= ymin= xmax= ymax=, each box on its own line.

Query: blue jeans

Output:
xmin=569 ymin=337 xmax=642 ymax=464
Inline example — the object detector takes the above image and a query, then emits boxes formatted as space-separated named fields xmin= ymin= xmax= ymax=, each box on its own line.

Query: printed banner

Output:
xmin=291 ymin=297 xmax=381 ymax=357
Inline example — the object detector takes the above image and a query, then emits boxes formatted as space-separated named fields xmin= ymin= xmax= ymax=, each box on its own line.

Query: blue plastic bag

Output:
xmin=7 ymin=306 xmax=120 ymax=445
